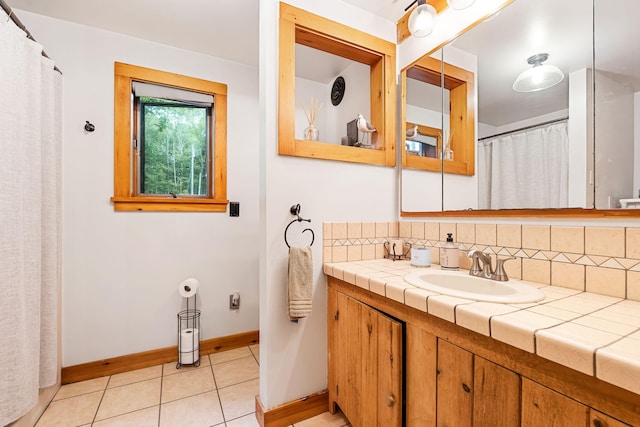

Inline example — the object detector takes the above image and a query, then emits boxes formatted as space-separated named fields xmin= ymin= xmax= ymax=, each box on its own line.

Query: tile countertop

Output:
xmin=323 ymin=259 xmax=640 ymax=396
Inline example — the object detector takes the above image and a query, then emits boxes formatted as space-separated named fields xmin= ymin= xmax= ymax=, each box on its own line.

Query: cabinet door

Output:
xmin=590 ymin=410 xmax=631 ymax=427
xmin=327 ymin=289 xmax=402 ymax=427
xmin=522 ymin=378 xmax=589 ymax=426
xmin=406 ymin=324 xmax=437 ymax=427
xmin=437 ymin=340 xmax=474 ymax=426
xmin=473 ymin=356 xmax=521 ymax=427
xmin=376 ymin=311 xmax=402 ymax=427
xmin=327 ymin=286 xmax=340 ymax=413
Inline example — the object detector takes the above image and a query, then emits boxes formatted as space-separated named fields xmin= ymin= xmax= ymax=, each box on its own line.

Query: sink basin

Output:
xmin=404 ymin=269 xmax=545 ymax=303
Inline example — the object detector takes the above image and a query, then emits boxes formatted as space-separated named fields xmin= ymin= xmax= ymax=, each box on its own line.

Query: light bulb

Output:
xmin=408 ymin=3 xmax=437 ymax=38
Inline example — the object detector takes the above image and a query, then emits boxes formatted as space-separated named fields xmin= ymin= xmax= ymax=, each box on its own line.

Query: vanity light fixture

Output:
xmin=512 ymin=53 xmax=564 ymax=93
xmin=408 ymin=0 xmax=437 ymax=38
xmin=447 ymin=0 xmax=476 ymax=10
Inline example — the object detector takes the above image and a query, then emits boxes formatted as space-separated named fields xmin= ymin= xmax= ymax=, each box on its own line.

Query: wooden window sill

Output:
xmin=110 ymin=196 xmax=229 ymax=212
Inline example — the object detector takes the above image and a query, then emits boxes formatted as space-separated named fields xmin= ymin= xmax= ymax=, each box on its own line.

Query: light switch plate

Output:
xmin=230 ymin=202 xmax=239 ymax=217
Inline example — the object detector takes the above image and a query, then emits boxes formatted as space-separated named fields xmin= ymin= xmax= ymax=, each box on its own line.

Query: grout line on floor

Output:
xmin=157 ymin=367 xmax=164 ymax=427
xmin=91 ymin=376 xmax=111 ymax=425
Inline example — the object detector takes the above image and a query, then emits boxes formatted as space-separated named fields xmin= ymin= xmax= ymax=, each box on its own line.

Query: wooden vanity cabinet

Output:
xmin=327 ymin=287 xmax=403 ymax=427
xmin=327 ymin=277 xmax=638 ymax=427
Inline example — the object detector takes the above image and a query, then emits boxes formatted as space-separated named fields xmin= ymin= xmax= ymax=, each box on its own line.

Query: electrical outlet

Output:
xmin=229 ymin=291 xmax=240 ymax=310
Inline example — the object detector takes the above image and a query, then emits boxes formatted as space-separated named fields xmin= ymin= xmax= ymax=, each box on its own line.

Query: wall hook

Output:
xmin=84 ymin=121 xmax=95 ymax=133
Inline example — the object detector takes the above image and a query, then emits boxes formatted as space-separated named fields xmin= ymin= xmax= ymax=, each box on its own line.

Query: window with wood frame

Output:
xmin=111 ymin=63 xmax=228 ymax=212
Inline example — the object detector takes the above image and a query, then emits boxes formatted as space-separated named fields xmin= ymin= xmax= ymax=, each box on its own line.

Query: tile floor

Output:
xmin=35 ymin=344 xmax=351 ymax=427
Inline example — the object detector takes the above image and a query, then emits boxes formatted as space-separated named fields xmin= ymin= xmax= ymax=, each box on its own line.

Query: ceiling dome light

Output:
xmin=512 ymin=53 xmax=564 ymax=93
xmin=447 ymin=0 xmax=476 ymax=10
xmin=408 ymin=0 xmax=437 ymax=38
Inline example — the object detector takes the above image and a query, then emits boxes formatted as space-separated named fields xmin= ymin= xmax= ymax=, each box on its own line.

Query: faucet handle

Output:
xmin=467 ymin=250 xmax=483 ymax=276
xmin=491 ymin=256 xmax=516 ymax=281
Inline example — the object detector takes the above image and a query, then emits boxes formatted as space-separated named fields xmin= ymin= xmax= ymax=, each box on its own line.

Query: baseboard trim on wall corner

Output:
xmin=61 ymin=330 xmax=259 ymax=384
xmin=255 ymin=390 xmax=329 ymax=427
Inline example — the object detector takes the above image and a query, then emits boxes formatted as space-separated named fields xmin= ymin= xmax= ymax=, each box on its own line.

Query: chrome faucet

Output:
xmin=467 ymin=250 xmax=515 ymax=281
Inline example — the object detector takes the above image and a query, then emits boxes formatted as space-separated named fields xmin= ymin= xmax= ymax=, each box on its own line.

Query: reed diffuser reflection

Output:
xmin=441 ymin=128 xmax=455 ymax=161
xmin=302 ymin=97 xmax=323 ymax=141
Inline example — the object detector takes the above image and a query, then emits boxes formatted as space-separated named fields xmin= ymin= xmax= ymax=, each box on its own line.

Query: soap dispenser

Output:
xmin=440 ymin=233 xmax=459 ymax=270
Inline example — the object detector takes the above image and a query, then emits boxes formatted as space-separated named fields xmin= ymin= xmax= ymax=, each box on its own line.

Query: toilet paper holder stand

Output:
xmin=177 ymin=293 xmax=201 ymax=369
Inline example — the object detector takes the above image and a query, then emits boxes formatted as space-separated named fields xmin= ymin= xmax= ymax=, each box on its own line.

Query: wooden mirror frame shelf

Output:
xmin=402 ymin=55 xmax=475 ymax=176
xmin=278 ymin=3 xmax=397 ymax=167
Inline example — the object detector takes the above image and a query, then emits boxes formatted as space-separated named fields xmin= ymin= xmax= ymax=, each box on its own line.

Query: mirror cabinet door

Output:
xmin=402 ymin=0 xmax=601 ymax=214
xmin=593 ymin=0 xmax=639 ymax=210
xmin=401 ymin=49 xmax=445 ymax=212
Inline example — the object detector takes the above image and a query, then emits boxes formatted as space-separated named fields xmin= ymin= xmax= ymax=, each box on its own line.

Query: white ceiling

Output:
xmin=8 ymin=0 xmax=261 ymax=67
xmin=450 ymin=0 xmax=594 ymax=127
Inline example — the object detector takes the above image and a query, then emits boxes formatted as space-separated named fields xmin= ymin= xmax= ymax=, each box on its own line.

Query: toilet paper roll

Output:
xmin=179 ymin=278 xmax=200 ymax=298
xmin=180 ymin=351 xmax=200 ymax=365
xmin=179 ymin=327 xmax=200 ymax=365
xmin=180 ymin=328 xmax=200 ymax=351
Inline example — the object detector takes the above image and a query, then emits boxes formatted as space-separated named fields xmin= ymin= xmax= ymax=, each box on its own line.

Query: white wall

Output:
xmin=568 ymin=68 xmax=594 ymax=208
xmin=259 ymin=0 xmax=397 ymax=409
xmin=595 ymin=70 xmax=635 ymax=208
xmin=294 ymin=77 xmax=327 ymax=141
xmin=326 ymin=61 xmax=371 ymax=146
xmin=635 ymin=92 xmax=640 ymax=195
xmin=295 ymin=61 xmax=371 ymax=146
xmin=17 ymin=11 xmax=260 ymax=366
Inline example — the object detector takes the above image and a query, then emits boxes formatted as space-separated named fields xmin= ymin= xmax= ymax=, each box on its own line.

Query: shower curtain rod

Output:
xmin=1 ymin=0 xmax=61 ymax=73
xmin=478 ymin=117 xmax=568 ymax=142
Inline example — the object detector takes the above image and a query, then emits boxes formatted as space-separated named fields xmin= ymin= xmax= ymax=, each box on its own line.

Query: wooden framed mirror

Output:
xmin=278 ymin=3 xmax=396 ymax=167
xmin=400 ymin=0 xmax=640 ymax=218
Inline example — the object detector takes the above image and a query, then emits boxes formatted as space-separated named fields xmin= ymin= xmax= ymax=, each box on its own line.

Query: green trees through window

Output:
xmin=139 ymin=97 xmax=211 ymax=197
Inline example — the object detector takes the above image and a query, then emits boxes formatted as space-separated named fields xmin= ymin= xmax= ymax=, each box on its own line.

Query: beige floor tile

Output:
xmin=210 ymin=346 xmax=252 ymax=365
xmin=92 ymin=406 xmax=159 ymax=427
xmin=163 ymin=353 xmax=211 ymax=377
xmin=159 ymin=390 xmax=224 ymax=427
xmin=250 ymin=344 xmax=260 ymax=358
xmin=95 ymin=378 xmax=161 ymax=421
xmin=36 ymin=391 xmax=103 ymax=427
xmin=108 ymin=365 xmax=162 ymax=388
xmin=295 ymin=411 xmax=350 ymax=426
xmin=219 ymin=378 xmax=259 ymax=420
xmin=53 ymin=376 xmax=109 ymax=401
xmin=161 ymin=366 xmax=216 ymax=403
xmin=213 ymin=356 xmax=259 ymax=388
xmin=227 ymin=413 xmax=260 ymax=427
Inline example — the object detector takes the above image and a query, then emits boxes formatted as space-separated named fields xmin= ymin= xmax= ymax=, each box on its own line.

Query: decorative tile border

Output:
xmin=323 ymin=221 xmax=640 ymax=302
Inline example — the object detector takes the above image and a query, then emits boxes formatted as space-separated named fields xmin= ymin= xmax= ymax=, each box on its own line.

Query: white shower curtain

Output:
xmin=478 ymin=122 xmax=569 ymax=209
xmin=0 ymin=15 xmax=62 ymax=426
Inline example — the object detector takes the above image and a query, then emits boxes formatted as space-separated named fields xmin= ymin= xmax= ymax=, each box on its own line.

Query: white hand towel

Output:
xmin=288 ymin=246 xmax=313 ymax=322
